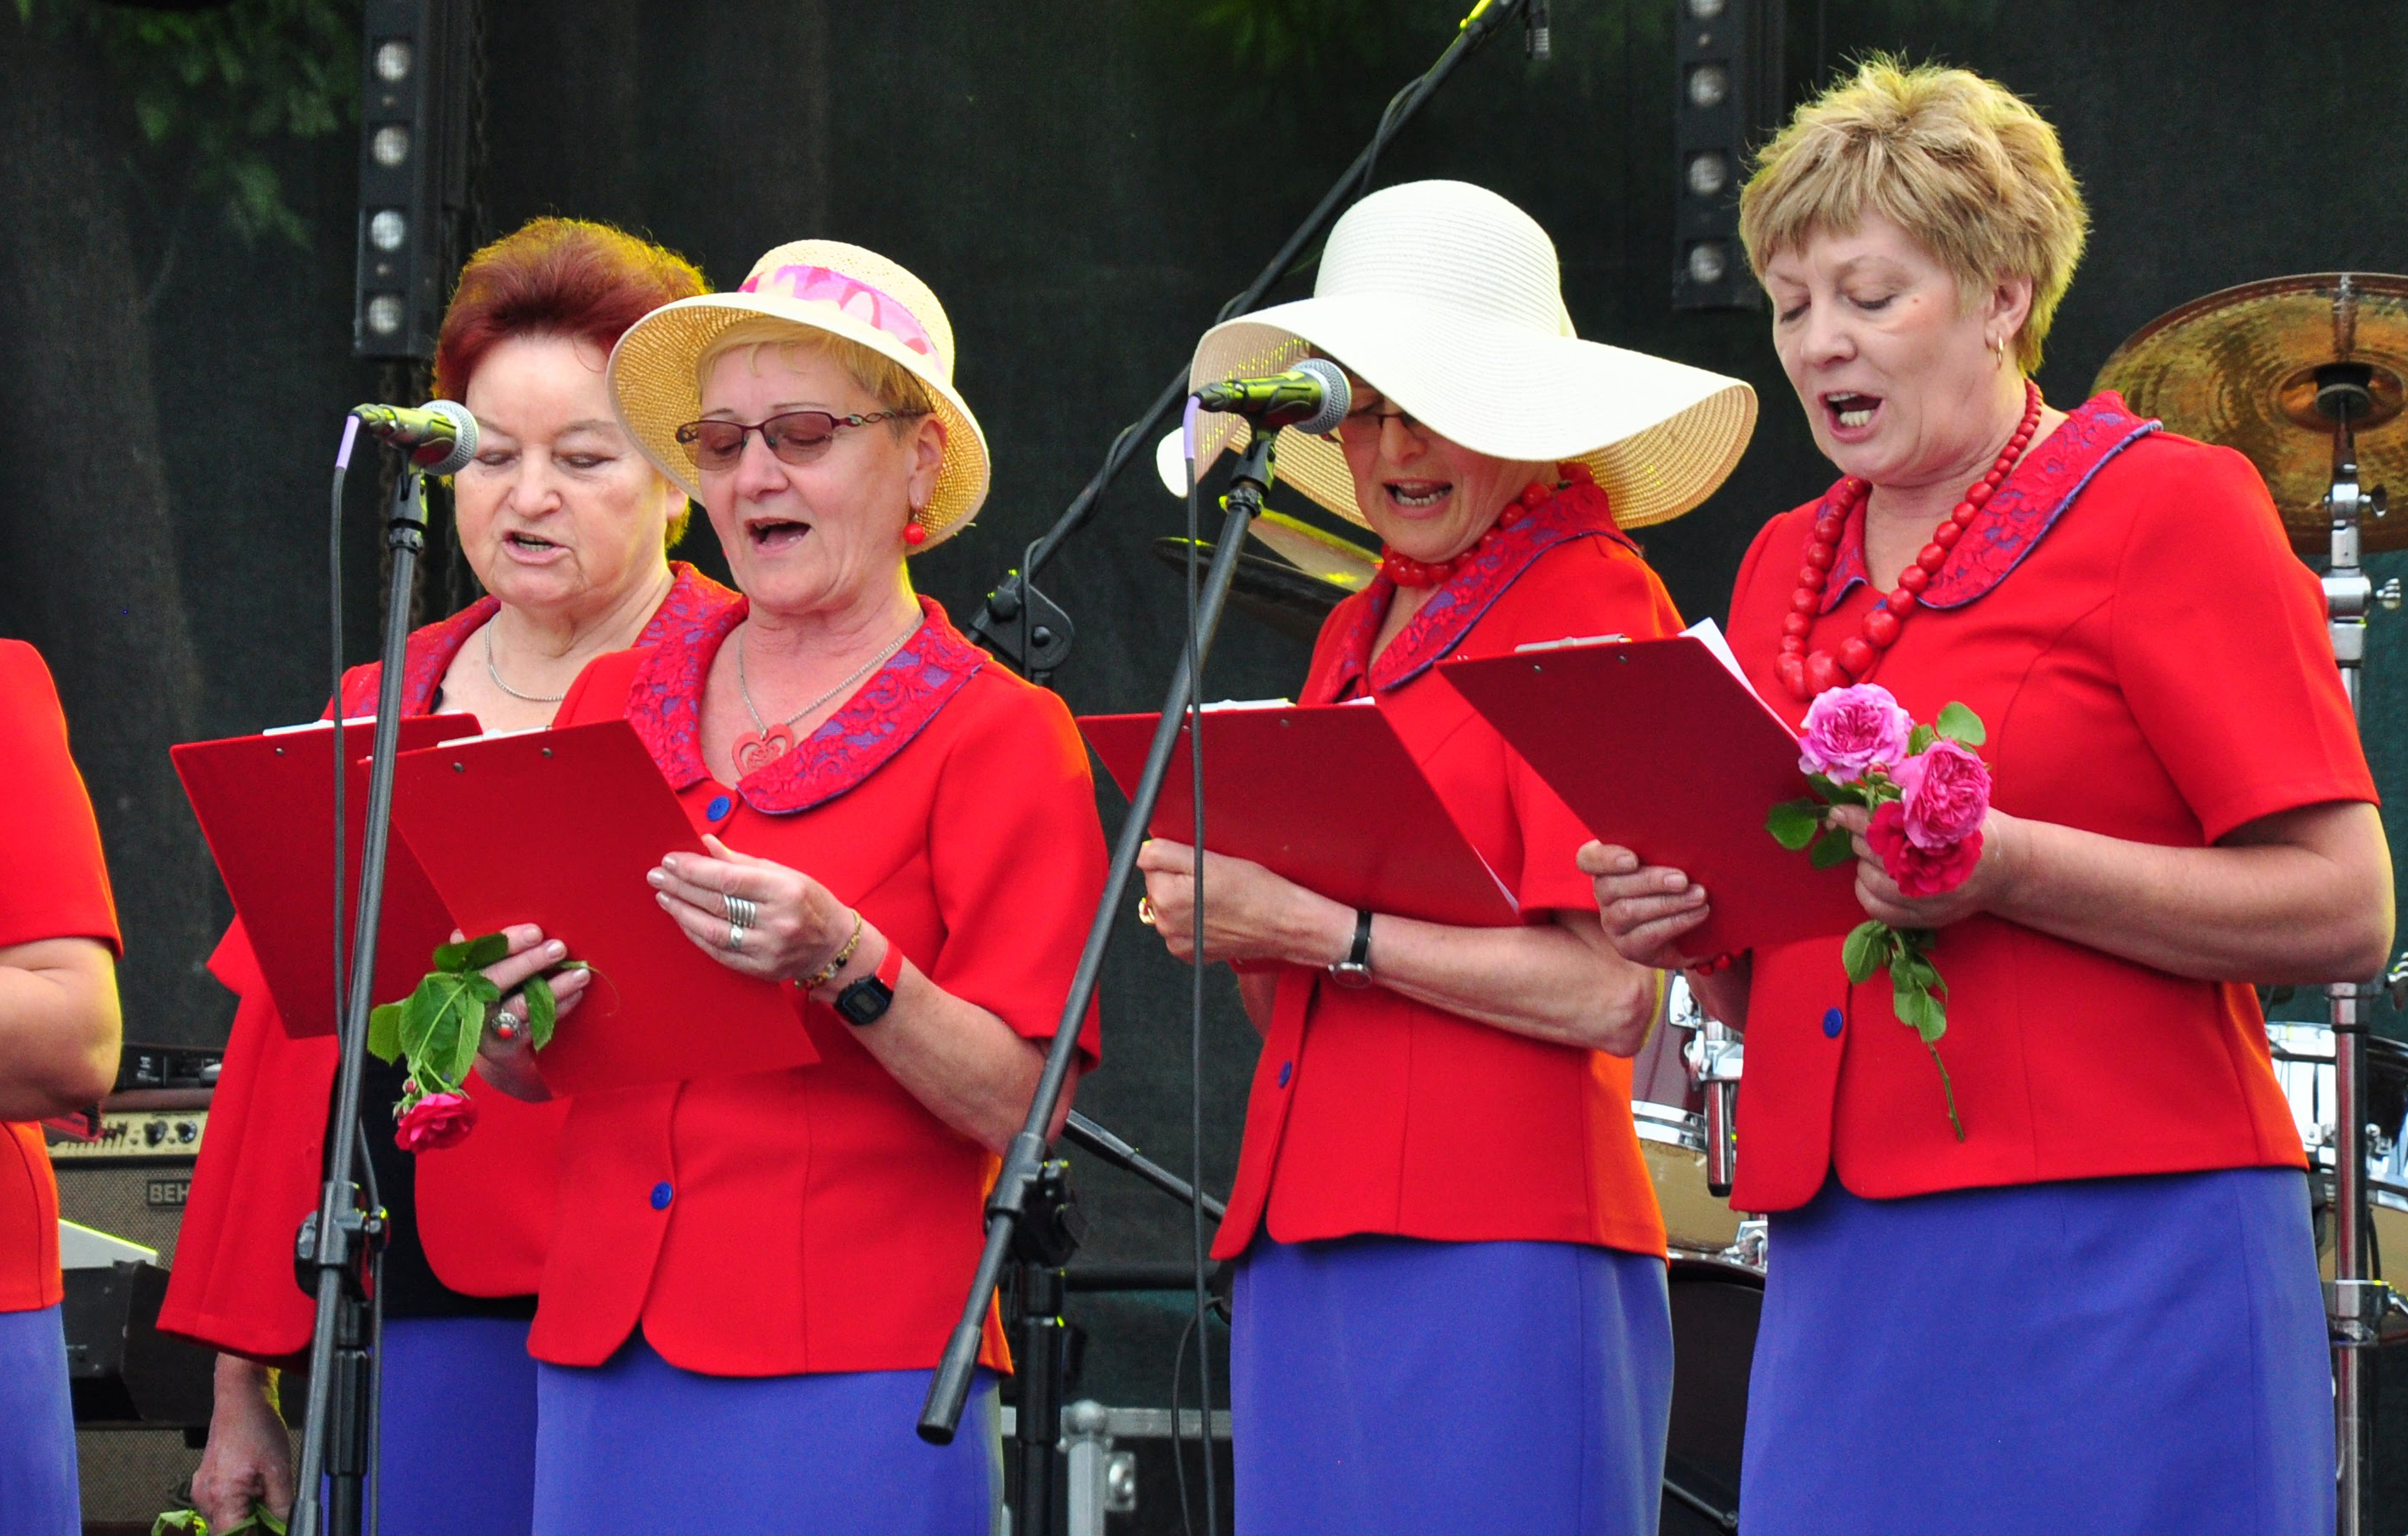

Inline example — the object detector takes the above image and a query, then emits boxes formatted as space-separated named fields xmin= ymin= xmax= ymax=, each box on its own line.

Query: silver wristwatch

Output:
xmin=1326 ymin=908 xmax=1374 ymax=988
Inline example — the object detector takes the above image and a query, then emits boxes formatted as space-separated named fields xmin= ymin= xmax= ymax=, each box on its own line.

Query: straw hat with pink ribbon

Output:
xmin=609 ymin=240 xmax=990 ymax=549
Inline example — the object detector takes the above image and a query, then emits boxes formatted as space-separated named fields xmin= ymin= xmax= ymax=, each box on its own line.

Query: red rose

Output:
xmin=1892 ymin=738 xmax=1991 ymax=850
xmin=1866 ymin=800 xmax=1984 ymax=898
xmin=395 ymin=1089 xmax=479 ymax=1153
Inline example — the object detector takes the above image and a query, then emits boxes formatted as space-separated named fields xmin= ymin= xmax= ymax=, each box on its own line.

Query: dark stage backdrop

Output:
xmin=10 ymin=0 xmax=2408 ymax=1427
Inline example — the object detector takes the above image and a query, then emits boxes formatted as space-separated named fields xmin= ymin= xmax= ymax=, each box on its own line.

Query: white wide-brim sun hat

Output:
xmin=1170 ymin=179 xmax=1756 ymax=532
xmin=609 ymin=240 xmax=990 ymax=549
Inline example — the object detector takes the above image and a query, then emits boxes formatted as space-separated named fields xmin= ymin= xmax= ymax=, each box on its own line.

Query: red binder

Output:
xmin=172 ymin=715 xmax=480 ymax=1038
xmin=1077 ymin=704 xmax=1519 ymax=929
xmin=1439 ymin=635 xmax=1864 ymax=953
xmin=389 ymin=720 xmax=815 ymax=1095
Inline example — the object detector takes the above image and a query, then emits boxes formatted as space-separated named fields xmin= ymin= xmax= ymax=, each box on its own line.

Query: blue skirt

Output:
xmin=373 ymin=1316 xmax=537 ymax=1533
xmin=1742 ymin=1169 xmax=2332 ymax=1535
xmin=1232 ymin=1236 xmax=1673 ymax=1535
xmin=531 ymin=1334 xmax=1002 ymax=1534
xmin=0 ymin=1305 xmax=77 ymax=1536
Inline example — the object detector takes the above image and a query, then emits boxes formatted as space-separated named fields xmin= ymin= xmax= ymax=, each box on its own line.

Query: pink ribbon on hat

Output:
xmin=738 ymin=264 xmax=936 ymax=357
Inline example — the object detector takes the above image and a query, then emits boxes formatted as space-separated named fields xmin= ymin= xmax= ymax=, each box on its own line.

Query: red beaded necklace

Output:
xmin=1379 ymin=462 xmax=1590 ymax=588
xmin=1775 ymin=380 xmax=2043 ymax=701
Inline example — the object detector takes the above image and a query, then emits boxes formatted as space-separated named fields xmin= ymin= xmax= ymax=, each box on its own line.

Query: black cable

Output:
xmin=1183 ymin=428 xmax=1220 ymax=1535
xmin=1169 ymin=1309 xmax=1201 ymax=1536
xmin=330 ymin=457 xmax=349 ymax=1186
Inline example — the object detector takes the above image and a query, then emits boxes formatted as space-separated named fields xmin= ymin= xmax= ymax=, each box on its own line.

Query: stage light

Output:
xmin=365 ymin=295 xmax=406 ymax=337
xmin=372 ymin=38 xmax=413 ymax=82
xmin=353 ymin=0 xmax=473 ymax=359
xmin=1672 ymin=0 xmax=1780 ymax=310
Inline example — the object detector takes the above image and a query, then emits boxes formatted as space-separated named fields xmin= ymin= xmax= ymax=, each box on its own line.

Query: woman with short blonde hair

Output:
xmin=1588 ymin=59 xmax=2386 ymax=1533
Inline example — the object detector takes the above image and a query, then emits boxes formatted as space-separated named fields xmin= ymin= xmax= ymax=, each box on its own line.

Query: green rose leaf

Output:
xmin=430 ymin=938 xmax=471 ymax=972
xmin=366 ymin=1001 xmax=404 ymax=1064
xmin=1842 ymin=920 xmax=1891 ymax=984
xmin=394 ymin=976 xmax=446 ymax=1061
xmin=1890 ymin=965 xmax=1949 ymax=1044
xmin=1935 ymin=701 xmax=1987 ymax=747
xmin=1767 ymin=797 xmax=1822 ymax=850
xmin=1808 ymin=827 xmax=1854 ymax=870
xmin=523 ymin=972 xmax=558 ymax=1050
xmin=463 ymin=931 xmax=511 ymax=969
xmin=1907 ymin=723 xmax=1937 ymax=756
xmin=1804 ymin=771 xmax=1842 ymax=800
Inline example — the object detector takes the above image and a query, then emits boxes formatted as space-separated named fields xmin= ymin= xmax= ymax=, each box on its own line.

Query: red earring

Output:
xmin=902 ymin=521 xmax=927 ymax=547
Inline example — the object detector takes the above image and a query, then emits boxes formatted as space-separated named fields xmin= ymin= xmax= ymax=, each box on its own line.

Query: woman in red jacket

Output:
xmin=1133 ymin=179 xmax=1756 ymax=1535
xmin=0 ymin=641 xmax=122 ymax=1536
xmin=463 ymin=239 xmax=1106 ymax=1533
xmin=1587 ymin=60 xmax=2389 ymax=1535
xmin=165 ymin=217 xmax=732 ymax=1535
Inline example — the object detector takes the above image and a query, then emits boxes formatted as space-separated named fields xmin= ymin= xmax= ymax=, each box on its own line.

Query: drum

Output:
xmin=2264 ymin=1023 xmax=2408 ymax=1320
xmin=1631 ymin=974 xmax=1748 ymax=1258
xmin=1661 ymin=1254 xmax=1760 ymax=1535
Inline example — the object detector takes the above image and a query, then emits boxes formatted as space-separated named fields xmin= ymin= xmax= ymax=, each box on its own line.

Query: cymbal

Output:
xmin=2093 ymin=272 xmax=2408 ymax=551
xmin=1150 ymin=538 xmax=1349 ymax=646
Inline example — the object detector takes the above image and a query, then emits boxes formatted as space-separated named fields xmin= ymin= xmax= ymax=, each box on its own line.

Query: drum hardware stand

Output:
xmin=2316 ymin=363 xmax=2394 ymax=1536
xmin=1670 ymin=975 xmax=1745 ymax=1199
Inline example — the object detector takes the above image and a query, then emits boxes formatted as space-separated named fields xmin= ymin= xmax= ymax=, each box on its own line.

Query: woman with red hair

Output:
xmin=163 ymin=217 xmax=735 ymax=1535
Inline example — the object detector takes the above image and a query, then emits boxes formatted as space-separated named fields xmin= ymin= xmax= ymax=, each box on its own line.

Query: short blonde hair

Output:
xmin=694 ymin=317 xmax=935 ymax=432
xmin=1739 ymin=56 xmax=2087 ymax=372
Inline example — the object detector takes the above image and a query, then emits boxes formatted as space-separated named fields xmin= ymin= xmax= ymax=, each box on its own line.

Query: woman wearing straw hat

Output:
xmin=163 ymin=217 xmax=731 ymax=1536
xmin=1133 ymin=179 xmax=1755 ymax=1534
xmin=463 ymin=239 xmax=1106 ymax=1533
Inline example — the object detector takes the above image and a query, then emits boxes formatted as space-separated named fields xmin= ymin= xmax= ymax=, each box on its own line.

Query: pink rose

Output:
xmin=1866 ymin=801 xmax=1985 ymax=897
xmin=1797 ymin=684 xmax=1913 ymax=784
xmin=1892 ymin=739 xmax=1992 ymax=850
xmin=395 ymin=1090 xmax=478 ymax=1153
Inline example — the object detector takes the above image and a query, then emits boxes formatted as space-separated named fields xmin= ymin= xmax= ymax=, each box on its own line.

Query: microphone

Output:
xmin=350 ymin=400 xmax=479 ymax=475
xmin=1525 ymin=0 xmax=1550 ymax=60
xmin=1192 ymin=357 xmax=1350 ymax=435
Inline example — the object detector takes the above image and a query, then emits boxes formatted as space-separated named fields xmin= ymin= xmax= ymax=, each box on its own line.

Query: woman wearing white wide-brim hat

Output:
xmin=461 ymin=239 xmax=1107 ymax=1534
xmin=1134 ymin=179 xmax=1755 ymax=1534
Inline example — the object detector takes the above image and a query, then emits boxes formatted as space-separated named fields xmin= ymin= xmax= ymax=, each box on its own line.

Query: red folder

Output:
xmin=1077 ymin=704 xmax=1519 ymax=929
xmin=1439 ymin=636 xmax=1865 ymax=953
xmin=173 ymin=715 xmax=481 ymax=1038
xmin=389 ymin=720 xmax=815 ymax=1095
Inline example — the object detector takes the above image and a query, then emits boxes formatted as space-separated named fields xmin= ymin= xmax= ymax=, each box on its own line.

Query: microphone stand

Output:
xmin=966 ymin=0 xmax=1523 ymax=683
xmin=919 ymin=430 xmax=1281 ymax=1533
xmin=290 ymin=464 xmax=431 ymax=1536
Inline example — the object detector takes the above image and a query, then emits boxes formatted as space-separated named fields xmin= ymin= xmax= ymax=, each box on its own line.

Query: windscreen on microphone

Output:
xmin=1193 ymin=357 xmax=1351 ymax=436
xmin=351 ymin=400 xmax=479 ymax=476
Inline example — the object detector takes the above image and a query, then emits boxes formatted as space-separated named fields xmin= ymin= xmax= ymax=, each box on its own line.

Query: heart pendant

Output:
xmin=732 ymin=724 xmax=794 ymax=777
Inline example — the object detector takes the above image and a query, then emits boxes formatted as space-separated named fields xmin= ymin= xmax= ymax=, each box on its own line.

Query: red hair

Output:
xmin=434 ymin=218 xmax=707 ymax=543
xmin=434 ymin=217 xmax=706 ymax=401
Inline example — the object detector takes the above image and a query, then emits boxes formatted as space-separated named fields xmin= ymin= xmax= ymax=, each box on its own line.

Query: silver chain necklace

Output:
xmin=484 ymin=627 xmax=567 ymax=704
xmin=736 ymin=617 xmax=921 ymax=740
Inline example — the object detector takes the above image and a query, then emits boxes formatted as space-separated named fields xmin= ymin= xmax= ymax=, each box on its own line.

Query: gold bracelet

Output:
xmin=800 ymin=910 xmax=865 ymax=992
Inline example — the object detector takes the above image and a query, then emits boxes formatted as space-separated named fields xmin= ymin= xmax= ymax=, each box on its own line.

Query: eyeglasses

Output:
xmin=1326 ymin=394 xmax=1425 ymax=447
xmin=673 ymin=408 xmax=929 ymax=471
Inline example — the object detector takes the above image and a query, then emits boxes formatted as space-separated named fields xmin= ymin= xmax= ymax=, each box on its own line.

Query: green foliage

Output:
xmin=1934 ymin=701 xmax=1986 ymax=747
xmin=14 ymin=0 xmax=357 ymax=247
xmin=1766 ymin=797 xmax=1821 ymax=851
xmin=368 ymin=931 xmax=571 ymax=1107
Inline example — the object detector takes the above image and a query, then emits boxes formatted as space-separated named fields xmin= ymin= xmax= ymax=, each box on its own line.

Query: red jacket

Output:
xmin=0 ymin=641 xmax=122 ymax=1314
xmin=1214 ymin=482 xmax=1676 ymax=1261
xmin=1720 ymin=395 xmax=2374 ymax=1212
xmin=525 ymin=597 xmax=1105 ymax=1374
xmin=159 ymin=566 xmax=734 ymax=1359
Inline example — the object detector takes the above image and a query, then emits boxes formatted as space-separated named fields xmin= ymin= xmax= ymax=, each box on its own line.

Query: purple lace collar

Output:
xmin=622 ymin=594 xmax=986 ymax=816
xmin=341 ymin=561 xmax=735 ymax=718
xmin=1817 ymin=391 xmax=2159 ymax=614
xmin=1310 ymin=481 xmax=1634 ymax=703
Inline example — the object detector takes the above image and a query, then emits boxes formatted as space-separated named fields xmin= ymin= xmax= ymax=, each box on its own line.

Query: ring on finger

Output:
xmin=727 ymin=920 xmax=747 ymax=953
xmin=490 ymin=1003 xmax=521 ymax=1042
xmin=724 ymin=893 xmax=759 ymax=930
xmin=1137 ymin=896 xmax=1156 ymax=927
